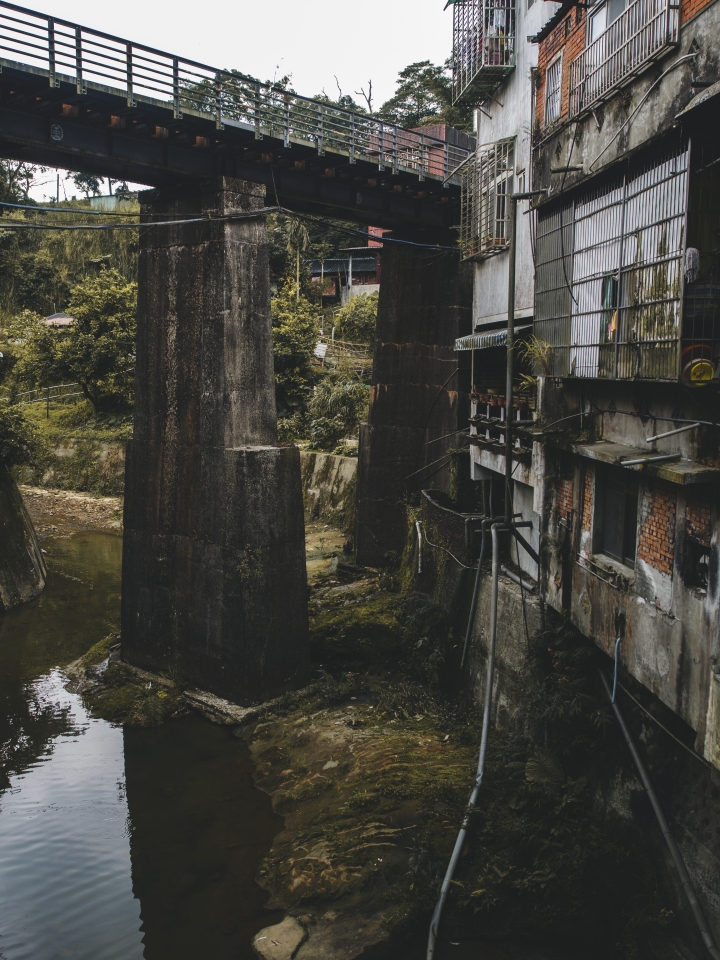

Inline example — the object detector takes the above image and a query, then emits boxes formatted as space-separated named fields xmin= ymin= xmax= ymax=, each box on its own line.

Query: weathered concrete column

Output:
xmin=121 ymin=178 xmax=308 ymax=704
xmin=0 ymin=465 xmax=46 ymax=612
xmin=356 ymin=242 xmax=472 ymax=566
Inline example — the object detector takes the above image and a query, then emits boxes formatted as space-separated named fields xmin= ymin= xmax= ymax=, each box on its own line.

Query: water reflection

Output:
xmin=124 ymin=719 xmax=283 ymax=959
xmin=0 ymin=530 xmax=282 ymax=960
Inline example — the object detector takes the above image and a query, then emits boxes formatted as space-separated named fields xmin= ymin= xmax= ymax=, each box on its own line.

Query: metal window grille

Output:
xmin=568 ymin=0 xmax=679 ymax=118
xmin=460 ymin=139 xmax=514 ymax=260
xmin=544 ymin=56 xmax=562 ymax=126
xmin=535 ymin=140 xmax=690 ymax=380
xmin=452 ymin=0 xmax=516 ymax=104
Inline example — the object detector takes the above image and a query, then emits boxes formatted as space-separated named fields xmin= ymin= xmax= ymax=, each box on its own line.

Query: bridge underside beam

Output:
xmin=121 ymin=177 xmax=308 ymax=704
xmin=356 ymin=242 xmax=473 ymax=566
xmin=0 ymin=65 xmax=460 ymax=233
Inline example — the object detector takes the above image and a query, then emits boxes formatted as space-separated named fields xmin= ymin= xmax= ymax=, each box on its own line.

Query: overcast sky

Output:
xmin=41 ymin=0 xmax=452 ymax=110
xmin=30 ymin=0 xmax=453 ymax=200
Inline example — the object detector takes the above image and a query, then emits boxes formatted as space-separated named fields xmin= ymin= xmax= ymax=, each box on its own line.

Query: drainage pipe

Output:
xmin=500 ymin=564 xmax=536 ymax=593
xmin=427 ymin=523 xmax=504 ymax=960
xmin=599 ymin=671 xmax=720 ymax=960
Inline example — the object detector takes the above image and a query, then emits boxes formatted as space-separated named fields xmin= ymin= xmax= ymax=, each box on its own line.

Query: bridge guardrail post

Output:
xmin=126 ymin=43 xmax=135 ymax=108
xmin=317 ymin=102 xmax=324 ymax=156
xmin=284 ymin=93 xmax=290 ymax=148
xmin=378 ymin=122 xmax=385 ymax=172
xmin=254 ymin=82 xmax=262 ymax=140
xmin=173 ymin=58 xmax=182 ymax=119
xmin=350 ymin=111 xmax=356 ymax=164
xmin=48 ymin=19 xmax=58 ymax=89
xmin=419 ymin=134 xmax=426 ymax=182
xmin=215 ymin=73 xmax=224 ymax=130
xmin=393 ymin=126 xmax=399 ymax=175
xmin=75 ymin=26 xmax=85 ymax=95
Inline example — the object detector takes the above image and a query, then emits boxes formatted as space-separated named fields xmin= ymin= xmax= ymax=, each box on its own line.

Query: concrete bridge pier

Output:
xmin=356 ymin=240 xmax=473 ymax=566
xmin=121 ymin=177 xmax=308 ymax=704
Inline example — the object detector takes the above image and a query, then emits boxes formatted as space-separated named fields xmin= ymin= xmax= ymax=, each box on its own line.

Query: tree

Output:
xmin=378 ymin=60 xmax=473 ymax=132
xmin=0 ymin=399 xmax=38 ymax=468
xmin=271 ymin=280 xmax=319 ymax=419
xmin=335 ymin=292 xmax=378 ymax=346
xmin=307 ymin=377 xmax=370 ymax=451
xmin=0 ymin=161 xmax=43 ymax=204
xmin=286 ymin=219 xmax=310 ymax=300
xmin=70 ymin=173 xmax=101 ymax=198
xmin=11 ymin=270 xmax=137 ymax=412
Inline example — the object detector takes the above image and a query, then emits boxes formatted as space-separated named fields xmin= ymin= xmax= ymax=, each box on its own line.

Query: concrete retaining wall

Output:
xmin=299 ymin=451 xmax=356 ymax=526
xmin=0 ymin=464 xmax=46 ymax=612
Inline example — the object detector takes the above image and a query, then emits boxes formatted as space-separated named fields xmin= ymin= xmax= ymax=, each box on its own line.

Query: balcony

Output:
xmin=452 ymin=0 xmax=516 ymax=104
xmin=568 ymin=0 xmax=679 ymax=117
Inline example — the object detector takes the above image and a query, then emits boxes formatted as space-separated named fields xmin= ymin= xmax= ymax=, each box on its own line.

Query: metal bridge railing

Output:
xmin=0 ymin=0 xmax=470 ymax=185
xmin=568 ymin=0 xmax=679 ymax=118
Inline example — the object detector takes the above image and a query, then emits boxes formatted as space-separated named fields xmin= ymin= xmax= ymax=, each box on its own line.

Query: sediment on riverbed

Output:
xmin=67 ymin=518 xmax=695 ymax=960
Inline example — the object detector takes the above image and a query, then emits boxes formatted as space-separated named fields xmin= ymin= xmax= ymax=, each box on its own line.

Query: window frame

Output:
xmin=593 ymin=467 xmax=639 ymax=569
xmin=544 ymin=52 xmax=563 ymax=127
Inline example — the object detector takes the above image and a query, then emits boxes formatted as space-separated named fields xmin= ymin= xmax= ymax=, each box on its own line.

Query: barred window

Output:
xmin=544 ymin=55 xmax=562 ymax=125
xmin=460 ymin=138 xmax=514 ymax=260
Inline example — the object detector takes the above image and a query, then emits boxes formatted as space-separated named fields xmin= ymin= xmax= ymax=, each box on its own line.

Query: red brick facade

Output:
xmin=535 ymin=0 xmax=714 ymax=131
xmin=686 ymin=494 xmax=712 ymax=546
xmin=557 ymin=478 xmax=574 ymax=520
xmin=581 ymin=469 xmax=593 ymax=531
xmin=637 ymin=482 xmax=677 ymax=576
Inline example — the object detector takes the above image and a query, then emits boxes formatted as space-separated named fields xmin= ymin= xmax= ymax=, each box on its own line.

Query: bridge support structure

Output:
xmin=121 ymin=177 xmax=308 ymax=704
xmin=356 ymin=241 xmax=473 ymax=566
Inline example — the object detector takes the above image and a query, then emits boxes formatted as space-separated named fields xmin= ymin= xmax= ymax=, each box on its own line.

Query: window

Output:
xmin=596 ymin=470 xmax=638 ymax=567
xmin=460 ymin=138 xmax=514 ymax=259
xmin=544 ymin=55 xmax=562 ymax=125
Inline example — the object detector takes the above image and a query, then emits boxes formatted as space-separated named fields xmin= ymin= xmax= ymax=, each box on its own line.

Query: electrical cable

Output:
xmin=588 ymin=52 xmax=698 ymax=171
xmin=412 ymin=367 xmax=461 ymax=472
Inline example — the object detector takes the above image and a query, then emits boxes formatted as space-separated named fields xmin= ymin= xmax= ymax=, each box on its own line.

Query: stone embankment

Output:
xmin=0 ymin=466 xmax=46 ymax=612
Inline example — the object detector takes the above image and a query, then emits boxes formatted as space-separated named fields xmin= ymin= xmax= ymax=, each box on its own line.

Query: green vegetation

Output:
xmin=306 ymin=377 xmax=370 ymax=451
xmin=271 ymin=280 xmax=320 ymax=420
xmin=335 ymin=291 xmax=378 ymax=346
xmin=8 ymin=270 xmax=137 ymax=413
xmin=378 ymin=60 xmax=474 ymax=131
xmin=0 ymin=398 xmax=38 ymax=468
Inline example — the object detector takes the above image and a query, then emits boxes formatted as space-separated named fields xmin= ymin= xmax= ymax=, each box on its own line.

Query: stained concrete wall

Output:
xmin=122 ymin=178 xmax=308 ymax=705
xmin=356 ymin=241 xmax=473 ymax=565
xmin=0 ymin=464 xmax=46 ymax=612
xmin=299 ymin=452 xmax=356 ymax=526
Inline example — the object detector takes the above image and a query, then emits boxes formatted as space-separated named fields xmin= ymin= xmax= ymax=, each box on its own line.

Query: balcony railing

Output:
xmin=568 ymin=0 xmax=679 ymax=117
xmin=453 ymin=0 xmax=515 ymax=104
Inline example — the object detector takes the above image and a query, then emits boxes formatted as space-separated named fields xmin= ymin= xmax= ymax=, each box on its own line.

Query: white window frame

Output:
xmin=544 ymin=53 xmax=563 ymax=126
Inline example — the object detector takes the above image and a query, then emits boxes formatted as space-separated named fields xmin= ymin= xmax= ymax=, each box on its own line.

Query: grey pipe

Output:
xmin=427 ymin=523 xmax=504 ymax=960
xmin=500 ymin=564 xmax=535 ymax=593
xmin=599 ymin=671 xmax=720 ymax=959
xmin=460 ymin=516 xmax=505 ymax=670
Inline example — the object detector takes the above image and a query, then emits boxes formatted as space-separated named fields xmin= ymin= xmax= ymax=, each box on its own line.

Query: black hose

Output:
xmin=599 ymin=671 xmax=720 ymax=959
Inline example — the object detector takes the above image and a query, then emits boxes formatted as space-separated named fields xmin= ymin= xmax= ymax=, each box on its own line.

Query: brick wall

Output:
xmin=686 ymin=493 xmax=712 ymax=546
xmin=581 ymin=469 xmax=593 ymax=531
xmin=557 ymin=478 xmax=574 ymax=520
xmin=535 ymin=0 xmax=715 ymax=131
xmin=637 ymin=481 xmax=677 ymax=576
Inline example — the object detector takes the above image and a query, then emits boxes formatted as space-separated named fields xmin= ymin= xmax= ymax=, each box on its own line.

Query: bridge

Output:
xmin=0 ymin=2 xmax=474 ymax=705
xmin=0 ymin=0 xmax=470 ymax=231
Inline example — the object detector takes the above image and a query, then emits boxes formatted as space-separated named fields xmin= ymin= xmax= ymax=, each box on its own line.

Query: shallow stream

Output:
xmin=0 ymin=531 xmax=282 ymax=960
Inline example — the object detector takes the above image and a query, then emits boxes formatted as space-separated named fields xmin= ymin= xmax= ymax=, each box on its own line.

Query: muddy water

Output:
xmin=0 ymin=532 xmax=282 ymax=960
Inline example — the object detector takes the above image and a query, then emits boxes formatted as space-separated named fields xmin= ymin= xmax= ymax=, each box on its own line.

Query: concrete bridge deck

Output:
xmin=0 ymin=0 xmax=470 ymax=232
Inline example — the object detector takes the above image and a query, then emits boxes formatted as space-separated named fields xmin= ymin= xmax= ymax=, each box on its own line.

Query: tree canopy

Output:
xmin=335 ymin=292 xmax=378 ymax=346
xmin=378 ymin=60 xmax=473 ymax=132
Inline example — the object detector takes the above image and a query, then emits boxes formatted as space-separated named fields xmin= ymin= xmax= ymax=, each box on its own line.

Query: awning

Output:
xmin=454 ymin=324 xmax=532 ymax=352
xmin=676 ymin=79 xmax=720 ymax=119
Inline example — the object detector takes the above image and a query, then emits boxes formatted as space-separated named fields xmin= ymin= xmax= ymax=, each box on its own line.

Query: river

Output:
xmin=0 ymin=530 xmax=283 ymax=960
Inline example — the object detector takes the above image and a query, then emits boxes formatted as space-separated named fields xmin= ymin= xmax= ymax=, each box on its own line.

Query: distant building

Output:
xmin=309 ymin=228 xmax=387 ymax=304
xmin=43 ymin=313 xmax=74 ymax=328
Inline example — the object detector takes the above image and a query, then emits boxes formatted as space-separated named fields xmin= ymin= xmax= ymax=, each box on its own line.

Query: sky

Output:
xmin=29 ymin=0 xmax=453 ymax=200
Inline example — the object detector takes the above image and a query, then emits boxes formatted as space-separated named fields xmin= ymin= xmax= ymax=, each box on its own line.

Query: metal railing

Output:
xmin=0 ymin=0 xmax=470 ymax=184
xmin=459 ymin=138 xmax=514 ymax=259
xmin=568 ymin=0 xmax=679 ymax=117
xmin=453 ymin=0 xmax=515 ymax=104
xmin=14 ymin=383 xmax=84 ymax=405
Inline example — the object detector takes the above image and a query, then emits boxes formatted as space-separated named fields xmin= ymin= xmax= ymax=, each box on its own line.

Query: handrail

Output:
xmin=568 ymin=0 xmax=679 ymax=117
xmin=0 ymin=0 xmax=471 ymax=184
